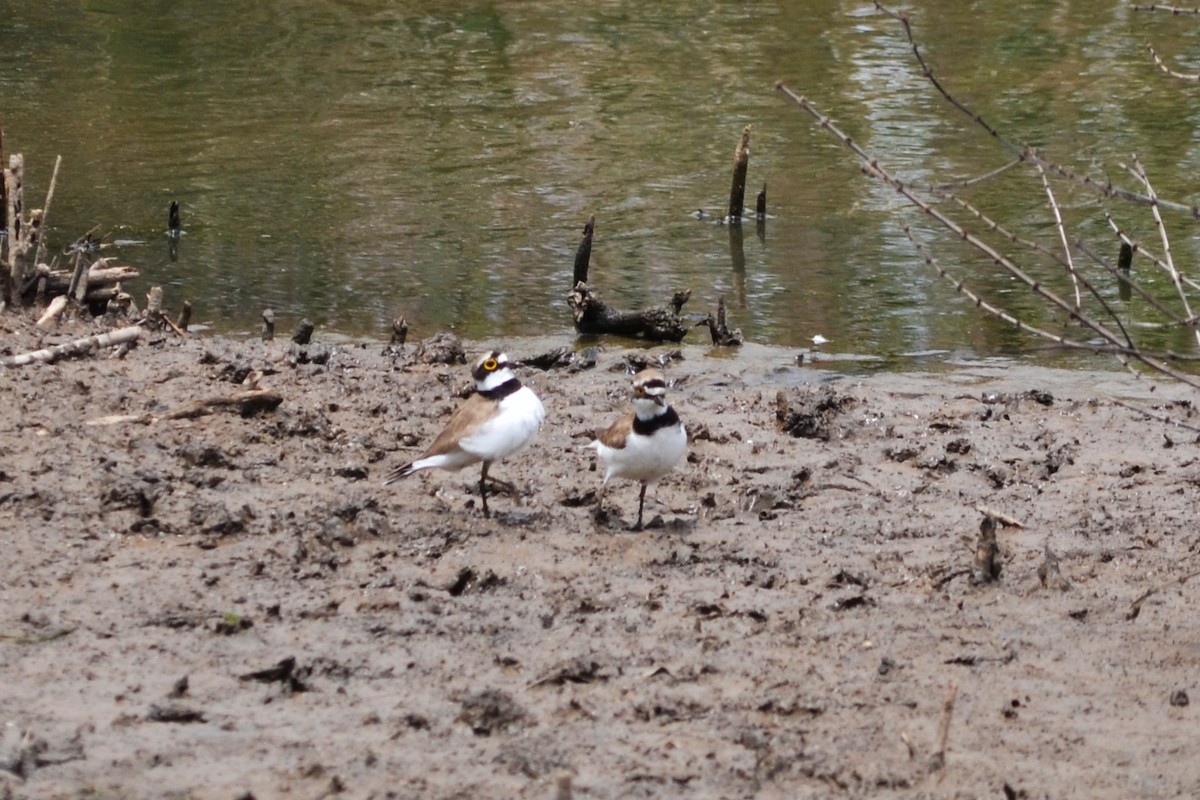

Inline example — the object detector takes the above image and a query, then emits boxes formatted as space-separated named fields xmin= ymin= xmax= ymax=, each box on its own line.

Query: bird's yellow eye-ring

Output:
xmin=484 ymin=358 xmax=499 ymax=371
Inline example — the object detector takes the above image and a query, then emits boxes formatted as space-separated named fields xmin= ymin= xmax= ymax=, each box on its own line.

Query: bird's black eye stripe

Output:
xmin=641 ymin=378 xmax=666 ymax=391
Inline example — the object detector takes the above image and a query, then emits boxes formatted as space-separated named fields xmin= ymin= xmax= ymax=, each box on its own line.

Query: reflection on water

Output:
xmin=2 ymin=1 xmax=1200 ymax=368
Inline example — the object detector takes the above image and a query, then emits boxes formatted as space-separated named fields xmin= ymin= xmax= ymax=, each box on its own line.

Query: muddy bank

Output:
xmin=2 ymin=315 xmax=1199 ymax=799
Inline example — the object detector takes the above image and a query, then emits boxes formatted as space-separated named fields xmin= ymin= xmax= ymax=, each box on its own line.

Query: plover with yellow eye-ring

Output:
xmin=383 ymin=350 xmax=545 ymax=517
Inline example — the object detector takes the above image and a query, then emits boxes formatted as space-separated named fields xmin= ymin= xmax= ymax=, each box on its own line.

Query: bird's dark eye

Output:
xmin=484 ymin=358 xmax=498 ymax=371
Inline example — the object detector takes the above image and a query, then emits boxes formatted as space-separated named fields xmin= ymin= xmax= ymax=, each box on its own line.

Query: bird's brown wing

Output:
xmin=595 ymin=411 xmax=634 ymax=450
xmin=417 ymin=393 xmax=502 ymax=458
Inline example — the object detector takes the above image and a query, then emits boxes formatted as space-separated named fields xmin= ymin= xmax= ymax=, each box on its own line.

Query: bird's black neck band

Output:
xmin=478 ymin=378 xmax=522 ymax=401
xmin=633 ymin=406 xmax=679 ymax=436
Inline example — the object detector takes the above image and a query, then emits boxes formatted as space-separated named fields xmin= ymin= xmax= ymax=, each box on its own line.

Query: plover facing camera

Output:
xmin=589 ymin=368 xmax=687 ymax=530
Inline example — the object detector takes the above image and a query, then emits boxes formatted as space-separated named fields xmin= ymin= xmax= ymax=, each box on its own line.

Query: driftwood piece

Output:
xmin=0 ymin=326 xmax=142 ymax=367
xmin=727 ymin=125 xmax=751 ymax=221
xmin=35 ymin=295 xmax=68 ymax=328
xmin=566 ymin=216 xmax=692 ymax=342
xmin=699 ymin=296 xmax=743 ymax=346
xmin=44 ymin=260 xmax=139 ymax=298
xmin=569 ymin=283 xmax=691 ymax=341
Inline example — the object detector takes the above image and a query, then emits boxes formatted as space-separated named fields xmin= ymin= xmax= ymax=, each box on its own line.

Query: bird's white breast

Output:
xmin=596 ymin=420 xmax=686 ymax=484
xmin=460 ymin=386 xmax=545 ymax=461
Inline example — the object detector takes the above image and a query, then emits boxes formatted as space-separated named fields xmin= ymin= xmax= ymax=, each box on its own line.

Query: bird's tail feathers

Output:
xmin=382 ymin=462 xmax=417 ymax=485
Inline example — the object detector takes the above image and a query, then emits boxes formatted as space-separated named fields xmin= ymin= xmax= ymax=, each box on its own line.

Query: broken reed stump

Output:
xmin=3 ymin=152 xmax=64 ymax=311
xmin=573 ymin=216 xmax=594 ymax=287
xmin=144 ymin=286 xmax=164 ymax=331
xmin=971 ymin=514 xmax=1002 ymax=584
xmin=727 ymin=125 xmax=751 ymax=222
xmin=3 ymin=153 xmax=24 ymax=307
xmin=566 ymin=216 xmax=692 ymax=342
xmin=390 ymin=316 xmax=409 ymax=346
xmin=1117 ymin=241 xmax=1134 ymax=302
xmin=261 ymin=309 xmax=275 ymax=342
xmin=699 ymin=296 xmax=743 ymax=346
xmin=291 ymin=319 xmax=314 ymax=345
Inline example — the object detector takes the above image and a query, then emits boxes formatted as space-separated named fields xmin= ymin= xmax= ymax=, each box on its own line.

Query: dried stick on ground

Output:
xmin=927 ymin=683 xmax=959 ymax=774
xmin=86 ymin=389 xmax=284 ymax=426
xmin=161 ymin=389 xmax=283 ymax=420
xmin=0 ymin=326 xmax=143 ymax=367
xmin=1127 ymin=568 xmax=1200 ymax=620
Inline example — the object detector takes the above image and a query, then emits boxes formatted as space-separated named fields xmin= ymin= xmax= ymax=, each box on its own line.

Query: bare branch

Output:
xmin=1036 ymin=163 xmax=1082 ymax=311
xmin=1146 ymin=43 xmax=1200 ymax=82
xmin=873 ymin=2 xmax=1200 ymax=219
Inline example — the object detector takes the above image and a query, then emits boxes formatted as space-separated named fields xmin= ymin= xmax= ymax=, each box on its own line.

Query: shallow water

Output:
xmin=3 ymin=1 xmax=1200 ymax=367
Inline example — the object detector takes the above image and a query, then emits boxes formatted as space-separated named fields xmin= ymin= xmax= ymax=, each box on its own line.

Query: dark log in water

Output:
xmin=573 ymin=216 xmax=594 ymax=286
xmin=568 ymin=283 xmax=691 ymax=342
xmin=699 ymin=296 xmax=743 ymax=346
xmin=727 ymin=125 xmax=751 ymax=222
xmin=566 ymin=216 xmax=692 ymax=341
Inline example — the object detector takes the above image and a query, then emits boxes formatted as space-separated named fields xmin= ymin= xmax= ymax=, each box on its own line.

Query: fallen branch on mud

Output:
xmin=1126 ymin=568 xmax=1200 ymax=620
xmin=86 ymin=388 xmax=283 ymax=426
xmin=0 ymin=325 xmax=142 ymax=367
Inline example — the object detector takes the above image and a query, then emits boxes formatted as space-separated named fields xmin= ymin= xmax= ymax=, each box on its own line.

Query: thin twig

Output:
xmin=925 ymin=158 xmax=1022 ymax=192
xmin=1036 ymin=162 xmax=1082 ymax=312
xmin=928 ymin=682 xmax=959 ymax=773
xmin=1127 ymin=156 xmax=1200 ymax=349
xmin=873 ymin=2 xmax=1200 ymax=219
xmin=1127 ymin=569 xmax=1200 ymax=620
xmin=777 ymin=86 xmax=1200 ymax=389
xmin=32 ymin=154 xmax=61 ymax=268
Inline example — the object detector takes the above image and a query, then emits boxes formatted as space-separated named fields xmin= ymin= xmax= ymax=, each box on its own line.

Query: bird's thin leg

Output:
xmin=593 ymin=483 xmax=608 ymax=522
xmin=633 ymin=484 xmax=648 ymax=531
xmin=479 ymin=461 xmax=492 ymax=518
